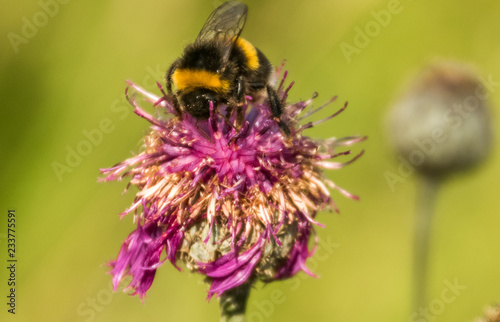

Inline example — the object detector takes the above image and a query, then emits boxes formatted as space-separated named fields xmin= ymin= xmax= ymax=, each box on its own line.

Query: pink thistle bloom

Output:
xmin=100 ymin=66 xmax=365 ymax=300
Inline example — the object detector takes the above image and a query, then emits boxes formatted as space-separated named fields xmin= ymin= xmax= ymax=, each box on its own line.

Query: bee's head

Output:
xmin=180 ymin=89 xmax=217 ymax=120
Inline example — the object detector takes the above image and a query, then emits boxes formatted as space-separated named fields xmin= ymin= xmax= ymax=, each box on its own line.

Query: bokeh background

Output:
xmin=1 ymin=0 xmax=499 ymax=321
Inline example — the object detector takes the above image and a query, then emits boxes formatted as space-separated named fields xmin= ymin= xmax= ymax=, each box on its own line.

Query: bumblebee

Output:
xmin=165 ymin=0 xmax=289 ymax=135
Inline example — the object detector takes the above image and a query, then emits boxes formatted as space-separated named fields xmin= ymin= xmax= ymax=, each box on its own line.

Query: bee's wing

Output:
xmin=195 ymin=1 xmax=248 ymax=63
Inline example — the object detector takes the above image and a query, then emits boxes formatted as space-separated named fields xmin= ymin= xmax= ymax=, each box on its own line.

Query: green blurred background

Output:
xmin=1 ymin=0 xmax=499 ymax=321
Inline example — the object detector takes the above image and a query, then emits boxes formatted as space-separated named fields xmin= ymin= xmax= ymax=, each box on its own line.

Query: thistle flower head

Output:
xmin=100 ymin=66 xmax=364 ymax=300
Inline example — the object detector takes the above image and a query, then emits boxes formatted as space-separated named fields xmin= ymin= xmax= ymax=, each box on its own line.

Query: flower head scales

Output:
xmin=101 ymin=66 xmax=364 ymax=300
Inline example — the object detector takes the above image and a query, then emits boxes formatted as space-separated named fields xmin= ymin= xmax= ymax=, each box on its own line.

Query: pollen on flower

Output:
xmin=100 ymin=65 xmax=365 ymax=300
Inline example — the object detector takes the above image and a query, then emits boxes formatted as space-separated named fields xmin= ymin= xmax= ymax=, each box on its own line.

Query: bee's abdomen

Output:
xmin=234 ymin=38 xmax=260 ymax=70
xmin=232 ymin=38 xmax=272 ymax=91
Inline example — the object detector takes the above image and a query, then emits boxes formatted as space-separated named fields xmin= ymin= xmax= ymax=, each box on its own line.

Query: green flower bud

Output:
xmin=389 ymin=61 xmax=493 ymax=178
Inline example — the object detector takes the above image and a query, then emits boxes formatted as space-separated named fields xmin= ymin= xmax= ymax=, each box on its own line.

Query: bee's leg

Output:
xmin=234 ymin=76 xmax=246 ymax=128
xmin=217 ymin=111 xmax=238 ymax=131
xmin=165 ymin=60 xmax=183 ymax=118
xmin=266 ymin=85 xmax=290 ymax=136
xmin=225 ymin=104 xmax=235 ymax=122
xmin=195 ymin=119 xmax=212 ymax=142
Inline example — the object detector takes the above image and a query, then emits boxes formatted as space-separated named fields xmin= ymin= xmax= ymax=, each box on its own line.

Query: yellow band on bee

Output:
xmin=172 ymin=69 xmax=230 ymax=93
xmin=235 ymin=38 xmax=259 ymax=70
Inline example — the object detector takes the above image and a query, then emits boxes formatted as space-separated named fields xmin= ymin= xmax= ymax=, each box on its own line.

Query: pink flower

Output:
xmin=100 ymin=65 xmax=364 ymax=300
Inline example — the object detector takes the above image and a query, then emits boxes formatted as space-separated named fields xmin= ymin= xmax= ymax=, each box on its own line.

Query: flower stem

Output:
xmin=220 ymin=282 xmax=252 ymax=322
xmin=413 ymin=175 xmax=440 ymax=313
